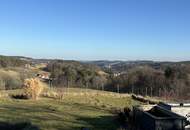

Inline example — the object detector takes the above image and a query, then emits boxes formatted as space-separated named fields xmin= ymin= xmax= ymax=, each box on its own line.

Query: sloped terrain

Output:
xmin=0 ymin=88 xmax=140 ymax=130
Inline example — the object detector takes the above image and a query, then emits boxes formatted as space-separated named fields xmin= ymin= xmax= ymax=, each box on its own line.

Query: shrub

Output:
xmin=23 ymin=78 xmax=43 ymax=100
xmin=0 ymin=70 xmax=22 ymax=90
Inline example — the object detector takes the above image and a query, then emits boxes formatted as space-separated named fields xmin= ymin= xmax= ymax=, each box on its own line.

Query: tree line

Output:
xmin=108 ymin=64 xmax=190 ymax=100
xmin=45 ymin=60 xmax=190 ymax=100
xmin=0 ymin=55 xmax=27 ymax=68
xmin=46 ymin=60 xmax=107 ymax=89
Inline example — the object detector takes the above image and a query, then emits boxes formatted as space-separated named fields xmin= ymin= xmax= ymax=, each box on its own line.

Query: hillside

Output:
xmin=0 ymin=88 xmax=140 ymax=130
xmin=0 ymin=55 xmax=28 ymax=68
xmin=89 ymin=60 xmax=190 ymax=73
xmin=1 ymin=55 xmax=190 ymax=101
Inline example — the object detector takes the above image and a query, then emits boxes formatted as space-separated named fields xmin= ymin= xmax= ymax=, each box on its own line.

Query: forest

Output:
xmin=46 ymin=60 xmax=190 ymax=100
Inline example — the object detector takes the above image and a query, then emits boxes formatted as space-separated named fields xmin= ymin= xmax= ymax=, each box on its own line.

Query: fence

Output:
xmin=48 ymin=79 xmax=188 ymax=101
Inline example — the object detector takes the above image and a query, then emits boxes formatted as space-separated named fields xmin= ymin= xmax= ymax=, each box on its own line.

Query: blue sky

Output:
xmin=0 ymin=0 xmax=190 ymax=61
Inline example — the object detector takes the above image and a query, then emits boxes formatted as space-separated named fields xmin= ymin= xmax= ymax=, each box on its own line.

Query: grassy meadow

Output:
xmin=0 ymin=88 xmax=141 ymax=130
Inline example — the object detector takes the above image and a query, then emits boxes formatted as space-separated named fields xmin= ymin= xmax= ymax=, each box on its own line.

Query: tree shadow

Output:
xmin=74 ymin=115 xmax=120 ymax=130
xmin=0 ymin=101 xmax=124 ymax=130
xmin=0 ymin=121 xmax=39 ymax=130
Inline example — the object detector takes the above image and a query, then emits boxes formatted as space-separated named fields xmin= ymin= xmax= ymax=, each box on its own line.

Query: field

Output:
xmin=0 ymin=88 xmax=140 ymax=130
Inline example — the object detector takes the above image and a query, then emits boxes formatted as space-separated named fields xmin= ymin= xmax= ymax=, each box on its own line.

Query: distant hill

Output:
xmin=2 ymin=54 xmax=190 ymax=73
xmin=87 ymin=60 xmax=190 ymax=73
xmin=11 ymin=56 xmax=52 ymax=64
xmin=0 ymin=55 xmax=29 ymax=68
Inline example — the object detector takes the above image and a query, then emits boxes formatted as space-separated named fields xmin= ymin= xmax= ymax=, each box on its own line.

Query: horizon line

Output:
xmin=1 ymin=54 xmax=190 ymax=63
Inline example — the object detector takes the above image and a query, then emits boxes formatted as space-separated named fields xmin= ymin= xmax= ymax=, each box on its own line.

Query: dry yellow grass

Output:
xmin=97 ymin=70 xmax=109 ymax=76
xmin=23 ymin=78 xmax=43 ymax=100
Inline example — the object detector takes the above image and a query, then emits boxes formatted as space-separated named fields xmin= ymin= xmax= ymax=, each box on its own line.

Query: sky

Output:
xmin=0 ymin=0 xmax=190 ymax=61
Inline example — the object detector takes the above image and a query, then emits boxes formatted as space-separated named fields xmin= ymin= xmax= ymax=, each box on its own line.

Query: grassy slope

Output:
xmin=0 ymin=88 xmax=140 ymax=130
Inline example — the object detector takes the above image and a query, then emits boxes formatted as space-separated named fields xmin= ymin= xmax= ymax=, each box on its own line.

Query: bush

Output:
xmin=0 ymin=70 xmax=22 ymax=90
xmin=23 ymin=78 xmax=43 ymax=100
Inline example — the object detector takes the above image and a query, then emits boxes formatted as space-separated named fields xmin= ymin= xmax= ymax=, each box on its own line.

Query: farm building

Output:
xmin=131 ymin=104 xmax=188 ymax=130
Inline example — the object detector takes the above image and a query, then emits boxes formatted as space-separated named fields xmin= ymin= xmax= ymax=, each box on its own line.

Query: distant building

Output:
xmin=113 ymin=72 xmax=121 ymax=77
xmin=37 ymin=73 xmax=50 ymax=80
xmin=113 ymin=71 xmax=127 ymax=77
xmin=133 ymin=104 xmax=187 ymax=130
xmin=25 ymin=64 xmax=31 ymax=68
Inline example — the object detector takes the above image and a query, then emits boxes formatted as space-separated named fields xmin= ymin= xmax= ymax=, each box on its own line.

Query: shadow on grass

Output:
xmin=11 ymin=94 xmax=29 ymax=100
xmin=0 ymin=100 xmax=122 ymax=130
xmin=0 ymin=121 xmax=39 ymax=130
xmin=74 ymin=115 xmax=120 ymax=130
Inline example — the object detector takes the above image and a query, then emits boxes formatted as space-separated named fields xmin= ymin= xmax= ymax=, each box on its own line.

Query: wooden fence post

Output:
xmin=117 ymin=84 xmax=120 ymax=94
xmin=151 ymin=87 xmax=153 ymax=97
xmin=146 ymin=87 xmax=148 ymax=96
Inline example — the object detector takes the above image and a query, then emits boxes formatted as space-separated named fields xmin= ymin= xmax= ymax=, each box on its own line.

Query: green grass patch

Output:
xmin=0 ymin=88 xmax=141 ymax=130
